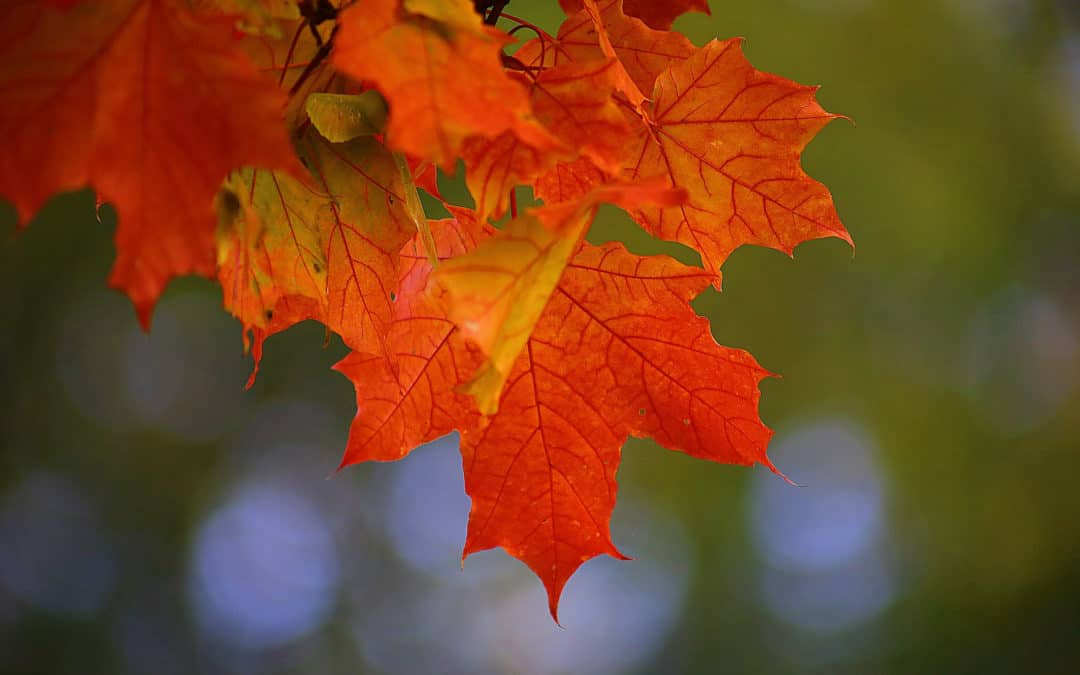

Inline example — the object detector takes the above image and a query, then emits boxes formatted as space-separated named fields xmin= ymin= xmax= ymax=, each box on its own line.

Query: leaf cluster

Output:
xmin=0 ymin=0 xmax=849 ymax=618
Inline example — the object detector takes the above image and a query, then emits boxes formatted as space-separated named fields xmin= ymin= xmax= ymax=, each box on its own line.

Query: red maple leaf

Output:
xmin=625 ymin=38 xmax=851 ymax=280
xmin=339 ymin=191 xmax=782 ymax=620
xmin=335 ymin=205 xmax=488 ymax=465
xmin=216 ymin=127 xmax=414 ymax=378
xmin=462 ymin=58 xmax=633 ymax=220
xmin=520 ymin=0 xmax=696 ymax=97
xmin=0 ymin=0 xmax=297 ymax=325
xmin=332 ymin=0 xmax=555 ymax=169
xmin=332 ymin=1 xmax=848 ymax=618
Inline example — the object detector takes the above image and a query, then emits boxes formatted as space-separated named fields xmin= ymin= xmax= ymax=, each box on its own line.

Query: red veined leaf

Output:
xmin=462 ymin=58 xmax=633 ymax=220
xmin=332 ymin=0 xmax=555 ymax=169
xmin=625 ymin=38 xmax=851 ymax=282
xmin=335 ymin=206 xmax=488 ymax=465
xmin=0 ymin=0 xmax=298 ymax=326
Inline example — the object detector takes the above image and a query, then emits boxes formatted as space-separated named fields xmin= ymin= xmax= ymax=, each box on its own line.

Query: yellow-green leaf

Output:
xmin=435 ymin=179 xmax=685 ymax=413
xmin=305 ymin=91 xmax=389 ymax=143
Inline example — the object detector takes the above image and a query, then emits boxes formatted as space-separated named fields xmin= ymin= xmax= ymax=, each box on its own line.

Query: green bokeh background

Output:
xmin=2 ymin=1 xmax=1079 ymax=673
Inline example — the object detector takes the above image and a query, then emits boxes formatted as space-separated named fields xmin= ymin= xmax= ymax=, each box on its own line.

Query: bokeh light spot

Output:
xmin=750 ymin=419 xmax=898 ymax=632
xmin=383 ymin=434 xmax=475 ymax=578
xmin=188 ymin=481 xmax=341 ymax=650
xmin=966 ymin=287 xmax=1078 ymax=435
xmin=357 ymin=479 xmax=691 ymax=675
xmin=0 ymin=472 xmax=115 ymax=617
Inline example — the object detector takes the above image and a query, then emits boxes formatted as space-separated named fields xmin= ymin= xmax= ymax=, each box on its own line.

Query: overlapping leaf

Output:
xmin=533 ymin=157 xmax=609 ymax=206
xmin=435 ymin=180 xmax=685 ymax=413
xmin=463 ymin=58 xmax=634 ymax=220
xmin=457 ymin=239 xmax=777 ymax=619
xmin=332 ymin=0 xmax=553 ymax=168
xmin=335 ymin=207 xmax=487 ymax=465
xmin=519 ymin=0 xmax=695 ymax=95
xmin=625 ymin=38 xmax=851 ymax=280
xmin=0 ymin=0 xmax=297 ymax=325
xmin=216 ymin=131 xmax=413 ymax=372
xmin=339 ymin=199 xmax=778 ymax=620
xmin=305 ymin=91 xmax=389 ymax=143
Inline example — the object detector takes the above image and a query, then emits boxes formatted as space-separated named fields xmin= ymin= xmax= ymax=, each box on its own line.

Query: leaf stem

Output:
xmin=279 ymin=22 xmax=305 ymax=87
xmin=288 ymin=28 xmax=335 ymax=98
xmin=499 ymin=13 xmax=557 ymax=44
xmin=394 ymin=153 xmax=439 ymax=268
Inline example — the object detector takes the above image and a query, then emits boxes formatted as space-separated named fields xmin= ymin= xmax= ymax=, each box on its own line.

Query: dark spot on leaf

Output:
xmin=312 ymin=261 xmax=322 ymax=274
xmin=216 ymin=188 xmax=241 ymax=226
xmin=390 ymin=291 xmax=397 ymax=302
xmin=638 ymin=407 xmax=646 ymax=416
xmin=264 ymin=309 xmax=274 ymax=321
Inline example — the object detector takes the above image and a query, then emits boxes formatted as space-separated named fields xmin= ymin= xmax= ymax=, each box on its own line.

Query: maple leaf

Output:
xmin=625 ymin=38 xmax=851 ymax=281
xmin=216 ymin=129 xmax=413 ymax=370
xmin=332 ymin=0 xmax=553 ymax=169
xmin=338 ymin=198 xmax=777 ymax=619
xmin=216 ymin=167 xmax=325 ymax=346
xmin=335 ymin=206 xmax=488 ymax=465
xmin=0 ymin=0 xmax=297 ymax=326
xmin=457 ymin=238 xmax=778 ymax=619
xmin=434 ymin=180 xmax=685 ymax=414
xmin=533 ymin=157 xmax=609 ymax=205
xmin=462 ymin=58 xmax=633 ymax=220
xmin=519 ymin=0 xmax=695 ymax=97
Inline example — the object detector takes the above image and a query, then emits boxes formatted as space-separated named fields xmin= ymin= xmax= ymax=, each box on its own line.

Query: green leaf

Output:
xmin=305 ymin=91 xmax=389 ymax=143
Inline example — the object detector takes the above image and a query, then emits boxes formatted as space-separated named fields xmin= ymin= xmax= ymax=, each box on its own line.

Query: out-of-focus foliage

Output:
xmin=2 ymin=1 xmax=1079 ymax=673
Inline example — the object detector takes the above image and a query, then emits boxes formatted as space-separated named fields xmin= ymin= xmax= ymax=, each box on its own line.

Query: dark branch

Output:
xmin=473 ymin=0 xmax=511 ymax=25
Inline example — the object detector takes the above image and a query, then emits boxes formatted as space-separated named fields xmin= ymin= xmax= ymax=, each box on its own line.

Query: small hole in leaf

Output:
xmin=390 ymin=291 xmax=397 ymax=302
xmin=264 ymin=309 xmax=274 ymax=321
xmin=638 ymin=407 xmax=646 ymax=416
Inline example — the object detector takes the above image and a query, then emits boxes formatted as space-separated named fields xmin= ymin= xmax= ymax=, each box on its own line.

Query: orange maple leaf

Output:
xmin=626 ymin=38 xmax=852 ymax=281
xmin=533 ymin=157 xmax=609 ymax=206
xmin=434 ymin=179 xmax=684 ymax=413
xmin=520 ymin=0 xmax=696 ymax=97
xmin=0 ymin=0 xmax=297 ymax=326
xmin=339 ymin=204 xmax=778 ymax=619
xmin=335 ymin=206 xmax=487 ymax=465
xmin=462 ymin=58 xmax=633 ymax=220
xmin=332 ymin=0 xmax=554 ymax=169
xmin=459 ymin=239 xmax=777 ymax=620
xmin=216 ymin=129 xmax=414 ymax=376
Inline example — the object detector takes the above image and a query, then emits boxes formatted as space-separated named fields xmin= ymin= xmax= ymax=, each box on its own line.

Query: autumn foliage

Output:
xmin=0 ymin=0 xmax=850 ymax=619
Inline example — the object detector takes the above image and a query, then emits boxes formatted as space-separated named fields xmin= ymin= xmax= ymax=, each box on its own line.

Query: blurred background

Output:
xmin=3 ymin=0 xmax=1080 ymax=673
